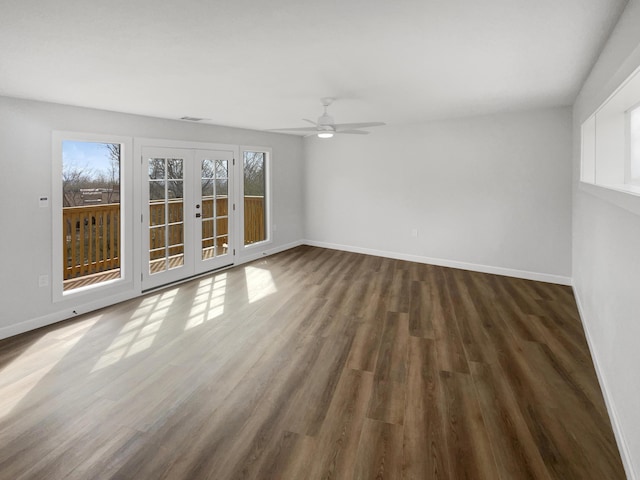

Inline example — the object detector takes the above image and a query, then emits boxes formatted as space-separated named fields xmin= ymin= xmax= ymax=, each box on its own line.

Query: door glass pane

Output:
xmin=202 ymin=159 xmax=214 ymax=178
xmin=168 ymin=224 xmax=183 ymax=247
xmin=216 ymin=235 xmax=229 ymax=256
xmin=149 ymin=180 xmax=165 ymax=201
xmin=202 ymin=178 xmax=214 ymax=198
xmin=215 ymin=178 xmax=228 ymax=196
xmin=62 ymin=141 xmax=122 ymax=291
xmin=149 ymin=226 xmax=167 ymax=274
xmin=217 ymin=217 xmax=228 ymax=238
xmin=150 ymin=226 xmax=166 ymax=253
xmin=243 ymin=151 xmax=266 ymax=245
xmin=169 ymin=249 xmax=185 ymax=268
xmin=148 ymin=157 xmax=184 ymax=274
xmin=149 ymin=159 xmax=165 ymax=179
xmin=216 ymin=197 xmax=228 ymax=217
xmin=168 ymin=200 xmax=183 ymax=223
xmin=202 ymin=198 xmax=213 ymax=220
xmin=167 ymin=158 xmax=183 ymax=179
xmin=202 ymin=219 xmax=214 ymax=241
xmin=168 ymin=180 xmax=183 ymax=200
xmin=215 ymin=159 xmax=228 ymax=178
xmin=149 ymin=204 xmax=165 ymax=226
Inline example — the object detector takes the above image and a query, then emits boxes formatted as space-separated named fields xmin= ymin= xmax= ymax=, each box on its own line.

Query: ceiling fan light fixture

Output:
xmin=267 ymin=98 xmax=385 ymax=137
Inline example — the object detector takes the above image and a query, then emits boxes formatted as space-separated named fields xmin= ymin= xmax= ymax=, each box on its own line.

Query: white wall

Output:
xmin=573 ymin=1 xmax=640 ymax=478
xmin=304 ymin=107 xmax=572 ymax=283
xmin=0 ymin=96 xmax=304 ymax=339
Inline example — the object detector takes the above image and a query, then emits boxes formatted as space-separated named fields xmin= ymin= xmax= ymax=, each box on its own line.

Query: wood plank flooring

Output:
xmin=0 ymin=246 xmax=626 ymax=479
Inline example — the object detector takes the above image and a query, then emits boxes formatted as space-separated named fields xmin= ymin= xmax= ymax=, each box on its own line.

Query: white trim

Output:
xmin=580 ymin=60 xmax=640 ymax=194
xmin=52 ymin=131 xmax=135 ymax=303
xmin=303 ymin=240 xmax=572 ymax=285
xmin=239 ymin=146 xmax=273 ymax=252
xmin=133 ymin=137 xmax=238 ymax=152
xmin=590 ymin=62 xmax=640 ymax=121
xmin=579 ymin=181 xmax=640 ymax=217
xmin=238 ymin=239 xmax=302 ymax=264
xmin=0 ymin=290 xmax=137 ymax=341
xmin=134 ymin=138 xmax=240 ymax=290
xmin=572 ymin=287 xmax=638 ymax=480
xmin=629 ymin=104 xmax=640 ymax=186
xmin=0 ymin=240 xmax=303 ymax=341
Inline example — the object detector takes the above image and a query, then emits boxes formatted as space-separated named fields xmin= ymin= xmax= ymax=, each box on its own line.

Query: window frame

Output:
xmin=627 ymin=102 xmax=640 ymax=187
xmin=239 ymin=146 xmax=272 ymax=251
xmin=580 ymin=62 xmax=640 ymax=196
xmin=52 ymin=131 xmax=134 ymax=302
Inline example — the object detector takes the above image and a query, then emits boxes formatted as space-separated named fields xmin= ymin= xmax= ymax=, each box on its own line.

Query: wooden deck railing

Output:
xmin=63 ymin=196 xmax=265 ymax=281
xmin=63 ymin=204 xmax=120 ymax=280
xmin=244 ymin=196 xmax=266 ymax=245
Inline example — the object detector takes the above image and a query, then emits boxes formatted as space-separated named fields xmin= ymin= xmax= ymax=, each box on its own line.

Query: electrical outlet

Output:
xmin=411 ymin=228 xmax=419 ymax=238
xmin=38 ymin=275 xmax=49 ymax=287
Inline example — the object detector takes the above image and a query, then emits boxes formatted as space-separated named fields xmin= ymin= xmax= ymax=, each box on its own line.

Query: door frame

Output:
xmin=134 ymin=138 xmax=239 ymax=292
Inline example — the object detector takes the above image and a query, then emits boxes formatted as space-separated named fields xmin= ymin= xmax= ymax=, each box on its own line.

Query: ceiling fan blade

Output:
xmin=334 ymin=122 xmax=386 ymax=130
xmin=336 ymin=130 xmax=370 ymax=135
xmin=267 ymin=126 xmax=319 ymax=132
xmin=302 ymin=118 xmax=317 ymax=126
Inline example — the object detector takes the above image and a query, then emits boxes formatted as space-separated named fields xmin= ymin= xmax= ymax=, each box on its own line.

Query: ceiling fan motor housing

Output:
xmin=317 ymin=114 xmax=334 ymax=127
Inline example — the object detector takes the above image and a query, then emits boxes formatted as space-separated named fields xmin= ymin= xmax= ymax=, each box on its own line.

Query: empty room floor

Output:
xmin=0 ymin=246 xmax=625 ymax=479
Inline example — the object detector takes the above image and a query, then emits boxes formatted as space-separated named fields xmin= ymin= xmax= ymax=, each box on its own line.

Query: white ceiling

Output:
xmin=0 ymin=0 xmax=628 ymax=133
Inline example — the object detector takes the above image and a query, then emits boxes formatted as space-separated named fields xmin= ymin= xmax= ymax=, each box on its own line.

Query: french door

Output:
xmin=141 ymin=146 xmax=234 ymax=290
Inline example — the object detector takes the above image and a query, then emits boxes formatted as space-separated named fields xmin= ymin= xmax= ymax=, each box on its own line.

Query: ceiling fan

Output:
xmin=268 ymin=98 xmax=385 ymax=138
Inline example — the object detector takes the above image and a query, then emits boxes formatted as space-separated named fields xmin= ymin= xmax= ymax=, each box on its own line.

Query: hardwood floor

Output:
xmin=0 ymin=246 xmax=625 ymax=479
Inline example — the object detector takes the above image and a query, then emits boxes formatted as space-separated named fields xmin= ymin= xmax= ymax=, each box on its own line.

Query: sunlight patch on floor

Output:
xmin=244 ymin=266 xmax=277 ymax=304
xmin=185 ymin=273 xmax=227 ymax=330
xmin=91 ymin=290 xmax=177 ymax=372
xmin=0 ymin=316 xmax=100 ymax=418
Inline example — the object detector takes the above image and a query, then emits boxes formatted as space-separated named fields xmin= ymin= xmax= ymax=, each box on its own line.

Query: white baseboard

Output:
xmin=0 ymin=238 xmax=571 ymax=340
xmin=0 ymin=290 xmax=137 ymax=341
xmin=237 ymin=240 xmax=303 ymax=264
xmin=302 ymin=240 xmax=572 ymax=285
xmin=572 ymin=286 xmax=637 ymax=480
xmin=0 ymin=240 xmax=304 ymax=342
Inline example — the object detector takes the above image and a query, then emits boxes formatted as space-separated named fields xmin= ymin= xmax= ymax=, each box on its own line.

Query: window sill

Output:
xmin=243 ymin=239 xmax=273 ymax=251
xmin=579 ymin=181 xmax=640 ymax=217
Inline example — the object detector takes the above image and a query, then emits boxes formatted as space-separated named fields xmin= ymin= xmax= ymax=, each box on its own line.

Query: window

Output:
xmin=242 ymin=149 xmax=269 ymax=246
xmin=61 ymin=141 xmax=122 ymax=291
xmin=629 ymin=105 xmax=640 ymax=186
xmin=581 ymin=63 xmax=640 ymax=194
xmin=53 ymin=133 xmax=131 ymax=300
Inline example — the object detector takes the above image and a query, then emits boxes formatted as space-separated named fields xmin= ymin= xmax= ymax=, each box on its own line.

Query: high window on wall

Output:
xmin=242 ymin=148 xmax=270 ymax=246
xmin=581 ymin=63 xmax=640 ymax=195
xmin=630 ymin=105 xmax=640 ymax=186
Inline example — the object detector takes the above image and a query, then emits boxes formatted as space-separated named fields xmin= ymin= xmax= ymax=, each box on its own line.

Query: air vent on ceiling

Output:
xmin=180 ymin=116 xmax=206 ymax=122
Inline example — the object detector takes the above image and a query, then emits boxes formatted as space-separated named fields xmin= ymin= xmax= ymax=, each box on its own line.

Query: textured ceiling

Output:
xmin=0 ymin=0 xmax=628 ymax=133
